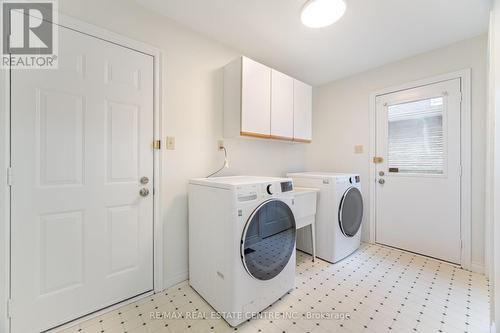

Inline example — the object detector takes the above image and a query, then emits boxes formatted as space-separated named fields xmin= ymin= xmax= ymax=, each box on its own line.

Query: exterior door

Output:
xmin=375 ymin=79 xmax=461 ymax=264
xmin=10 ymin=24 xmax=154 ymax=332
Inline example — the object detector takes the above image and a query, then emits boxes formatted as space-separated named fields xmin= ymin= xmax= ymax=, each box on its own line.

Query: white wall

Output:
xmin=58 ymin=0 xmax=308 ymax=287
xmin=306 ymin=35 xmax=488 ymax=270
xmin=488 ymin=1 xmax=500 ymax=330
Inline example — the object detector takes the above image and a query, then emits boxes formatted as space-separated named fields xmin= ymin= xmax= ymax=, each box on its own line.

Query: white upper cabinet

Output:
xmin=224 ymin=56 xmax=271 ymax=138
xmin=271 ymin=70 xmax=294 ymax=139
xmin=241 ymin=57 xmax=271 ymax=136
xmin=224 ymin=56 xmax=312 ymax=143
xmin=293 ymin=79 xmax=313 ymax=142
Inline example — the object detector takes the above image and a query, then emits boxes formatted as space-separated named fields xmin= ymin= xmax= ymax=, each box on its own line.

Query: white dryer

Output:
xmin=287 ymin=172 xmax=363 ymax=263
xmin=188 ymin=176 xmax=296 ymax=327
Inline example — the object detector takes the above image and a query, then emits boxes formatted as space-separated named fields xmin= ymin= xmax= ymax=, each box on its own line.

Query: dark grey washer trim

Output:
xmin=338 ymin=186 xmax=363 ymax=238
xmin=240 ymin=198 xmax=296 ymax=280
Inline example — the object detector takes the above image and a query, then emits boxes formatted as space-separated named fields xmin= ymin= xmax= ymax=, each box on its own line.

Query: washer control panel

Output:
xmin=266 ymin=184 xmax=274 ymax=195
xmin=236 ymin=180 xmax=294 ymax=200
xmin=280 ymin=181 xmax=293 ymax=192
xmin=349 ymin=176 xmax=361 ymax=184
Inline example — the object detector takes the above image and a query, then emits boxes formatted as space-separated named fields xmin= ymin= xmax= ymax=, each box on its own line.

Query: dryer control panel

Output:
xmin=235 ymin=179 xmax=294 ymax=201
xmin=266 ymin=181 xmax=293 ymax=195
xmin=349 ymin=176 xmax=361 ymax=184
xmin=280 ymin=181 xmax=293 ymax=192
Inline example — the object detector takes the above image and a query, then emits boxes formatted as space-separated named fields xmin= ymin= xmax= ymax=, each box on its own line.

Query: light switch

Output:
xmin=354 ymin=144 xmax=364 ymax=154
xmin=166 ymin=136 xmax=176 ymax=150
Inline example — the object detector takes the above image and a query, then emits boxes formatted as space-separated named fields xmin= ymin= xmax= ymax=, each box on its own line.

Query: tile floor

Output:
xmin=59 ymin=244 xmax=490 ymax=333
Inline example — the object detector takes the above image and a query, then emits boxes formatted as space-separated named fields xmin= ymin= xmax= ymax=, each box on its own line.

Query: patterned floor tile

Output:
xmin=59 ymin=244 xmax=490 ymax=333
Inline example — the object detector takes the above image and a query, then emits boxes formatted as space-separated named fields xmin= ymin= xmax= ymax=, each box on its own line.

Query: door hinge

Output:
xmin=373 ymin=157 xmax=384 ymax=164
xmin=153 ymin=140 xmax=161 ymax=150
xmin=6 ymin=167 xmax=13 ymax=186
xmin=7 ymin=299 xmax=13 ymax=318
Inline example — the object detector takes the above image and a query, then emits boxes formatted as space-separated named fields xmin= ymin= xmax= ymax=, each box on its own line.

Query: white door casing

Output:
xmin=374 ymin=79 xmax=462 ymax=264
xmin=10 ymin=24 xmax=155 ymax=333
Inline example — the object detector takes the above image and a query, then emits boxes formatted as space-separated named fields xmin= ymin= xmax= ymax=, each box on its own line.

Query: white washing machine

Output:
xmin=287 ymin=172 xmax=363 ymax=263
xmin=188 ymin=176 xmax=296 ymax=327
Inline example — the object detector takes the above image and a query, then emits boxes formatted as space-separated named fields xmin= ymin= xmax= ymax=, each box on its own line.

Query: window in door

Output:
xmin=387 ymin=97 xmax=445 ymax=175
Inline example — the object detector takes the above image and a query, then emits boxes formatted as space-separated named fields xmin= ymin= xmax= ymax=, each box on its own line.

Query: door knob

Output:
xmin=139 ymin=188 xmax=150 ymax=197
xmin=378 ymin=179 xmax=385 ymax=185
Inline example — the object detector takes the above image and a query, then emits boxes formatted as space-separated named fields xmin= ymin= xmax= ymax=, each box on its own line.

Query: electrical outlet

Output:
xmin=218 ymin=139 xmax=225 ymax=150
xmin=166 ymin=136 xmax=176 ymax=150
xmin=354 ymin=144 xmax=364 ymax=154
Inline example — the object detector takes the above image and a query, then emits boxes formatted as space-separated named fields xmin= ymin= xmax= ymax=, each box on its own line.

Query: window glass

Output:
xmin=387 ymin=97 xmax=444 ymax=174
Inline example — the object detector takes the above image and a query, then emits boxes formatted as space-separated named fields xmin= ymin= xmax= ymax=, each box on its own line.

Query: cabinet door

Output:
xmin=271 ymin=70 xmax=294 ymax=139
xmin=241 ymin=57 xmax=271 ymax=137
xmin=293 ymin=80 xmax=312 ymax=142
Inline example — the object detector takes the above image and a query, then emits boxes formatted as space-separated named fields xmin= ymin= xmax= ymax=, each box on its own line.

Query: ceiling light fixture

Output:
xmin=301 ymin=0 xmax=346 ymax=28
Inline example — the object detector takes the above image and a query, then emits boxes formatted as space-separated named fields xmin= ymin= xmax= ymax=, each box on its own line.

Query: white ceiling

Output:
xmin=135 ymin=0 xmax=490 ymax=85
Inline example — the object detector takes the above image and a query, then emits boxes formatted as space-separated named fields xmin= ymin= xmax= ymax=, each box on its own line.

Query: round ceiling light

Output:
xmin=300 ymin=0 xmax=346 ymax=28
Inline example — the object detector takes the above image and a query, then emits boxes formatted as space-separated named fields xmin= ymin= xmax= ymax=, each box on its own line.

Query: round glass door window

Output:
xmin=339 ymin=187 xmax=364 ymax=237
xmin=241 ymin=199 xmax=296 ymax=281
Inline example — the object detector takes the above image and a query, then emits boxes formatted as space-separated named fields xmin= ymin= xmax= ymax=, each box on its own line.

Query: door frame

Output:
xmin=368 ymin=69 xmax=472 ymax=271
xmin=0 ymin=14 xmax=165 ymax=333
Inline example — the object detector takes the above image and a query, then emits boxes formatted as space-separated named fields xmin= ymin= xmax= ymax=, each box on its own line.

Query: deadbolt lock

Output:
xmin=140 ymin=176 xmax=149 ymax=185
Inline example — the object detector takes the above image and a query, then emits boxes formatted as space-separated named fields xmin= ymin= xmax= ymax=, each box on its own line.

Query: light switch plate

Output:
xmin=166 ymin=136 xmax=175 ymax=150
xmin=354 ymin=144 xmax=364 ymax=154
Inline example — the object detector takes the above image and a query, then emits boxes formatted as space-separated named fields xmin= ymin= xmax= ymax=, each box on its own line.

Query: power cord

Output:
xmin=206 ymin=146 xmax=229 ymax=178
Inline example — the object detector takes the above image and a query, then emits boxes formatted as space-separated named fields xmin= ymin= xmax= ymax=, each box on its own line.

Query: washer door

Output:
xmin=241 ymin=199 xmax=296 ymax=281
xmin=339 ymin=187 xmax=364 ymax=237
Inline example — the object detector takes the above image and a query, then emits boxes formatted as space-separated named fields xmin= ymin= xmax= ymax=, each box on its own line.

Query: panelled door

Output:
xmin=375 ymin=79 xmax=462 ymax=264
xmin=10 ymin=24 xmax=154 ymax=332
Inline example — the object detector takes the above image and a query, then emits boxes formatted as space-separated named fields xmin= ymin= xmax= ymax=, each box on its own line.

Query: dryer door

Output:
xmin=339 ymin=187 xmax=364 ymax=237
xmin=241 ymin=199 xmax=296 ymax=280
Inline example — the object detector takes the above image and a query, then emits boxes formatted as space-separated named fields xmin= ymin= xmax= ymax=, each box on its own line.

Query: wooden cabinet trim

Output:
xmin=240 ymin=131 xmax=272 ymax=139
xmin=293 ymin=138 xmax=312 ymax=143
xmin=270 ymin=135 xmax=294 ymax=142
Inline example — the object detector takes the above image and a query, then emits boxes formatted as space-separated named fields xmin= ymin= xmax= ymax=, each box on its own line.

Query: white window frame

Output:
xmin=368 ymin=69 xmax=472 ymax=271
xmin=0 ymin=14 xmax=165 ymax=333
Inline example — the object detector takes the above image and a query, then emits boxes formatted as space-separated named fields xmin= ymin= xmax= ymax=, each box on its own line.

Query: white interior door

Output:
xmin=10 ymin=24 xmax=154 ymax=332
xmin=375 ymin=79 xmax=462 ymax=264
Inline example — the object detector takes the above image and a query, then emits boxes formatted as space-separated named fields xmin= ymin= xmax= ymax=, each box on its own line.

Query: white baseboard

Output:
xmin=164 ymin=270 xmax=188 ymax=289
xmin=471 ymin=261 xmax=485 ymax=274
